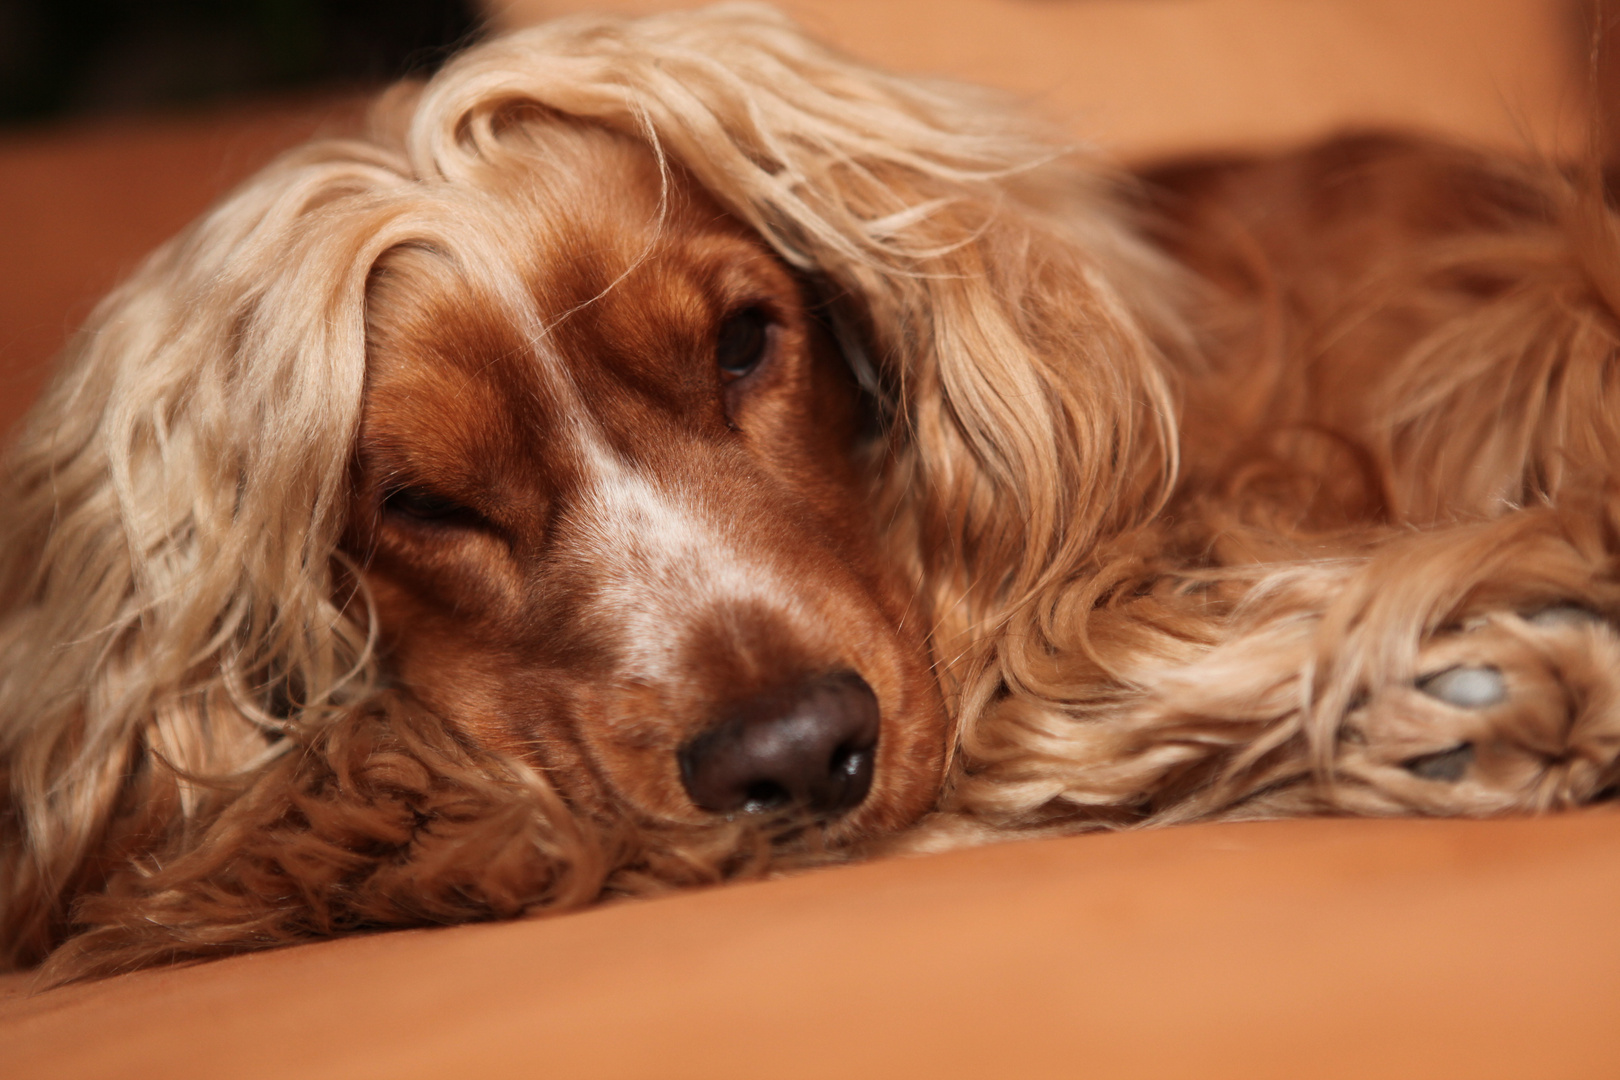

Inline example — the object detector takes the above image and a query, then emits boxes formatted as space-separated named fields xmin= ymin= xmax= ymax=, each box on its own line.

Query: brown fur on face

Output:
xmin=349 ymin=121 xmax=946 ymax=838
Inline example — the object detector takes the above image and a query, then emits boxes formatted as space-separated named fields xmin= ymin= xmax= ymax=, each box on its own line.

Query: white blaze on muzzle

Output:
xmin=570 ymin=425 xmax=817 ymax=679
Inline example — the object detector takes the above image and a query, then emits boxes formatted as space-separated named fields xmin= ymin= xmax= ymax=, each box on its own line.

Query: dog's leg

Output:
xmin=1156 ymin=515 xmax=1620 ymax=820
xmin=944 ymin=509 xmax=1620 ymax=831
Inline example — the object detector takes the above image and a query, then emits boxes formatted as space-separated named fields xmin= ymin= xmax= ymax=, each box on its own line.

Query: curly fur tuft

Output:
xmin=39 ymin=697 xmax=782 ymax=984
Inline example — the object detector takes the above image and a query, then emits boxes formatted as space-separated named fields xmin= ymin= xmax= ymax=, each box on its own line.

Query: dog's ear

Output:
xmin=0 ymin=123 xmax=428 ymax=967
xmin=404 ymin=5 xmax=1182 ymax=685
xmin=797 ymin=272 xmax=889 ymax=448
xmin=33 ymin=698 xmax=595 ymax=983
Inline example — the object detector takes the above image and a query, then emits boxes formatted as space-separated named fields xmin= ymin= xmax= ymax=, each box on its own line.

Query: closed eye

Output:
xmin=382 ymin=485 xmax=483 ymax=527
xmin=715 ymin=306 xmax=773 ymax=377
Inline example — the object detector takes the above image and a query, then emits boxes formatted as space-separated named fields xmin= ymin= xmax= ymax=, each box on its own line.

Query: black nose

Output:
xmin=679 ymin=672 xmax=879 ymax=817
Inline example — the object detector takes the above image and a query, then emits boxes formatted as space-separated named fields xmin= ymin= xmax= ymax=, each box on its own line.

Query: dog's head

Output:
xmin=1 ymin=6 xmax=1177 ymax=966
xmin=350 ymin=118 xmax=946 ymax=834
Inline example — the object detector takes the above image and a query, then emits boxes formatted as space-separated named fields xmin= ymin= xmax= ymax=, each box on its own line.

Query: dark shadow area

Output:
xmin=0 ymin=0 xmax=482 ymax=126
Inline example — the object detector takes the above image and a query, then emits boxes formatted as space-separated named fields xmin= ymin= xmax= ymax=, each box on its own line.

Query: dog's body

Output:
xmin=5 ymin=7 xmax=1620 ymax=979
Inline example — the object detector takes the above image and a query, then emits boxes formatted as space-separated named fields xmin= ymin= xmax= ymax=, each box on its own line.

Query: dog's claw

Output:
xmin=1417 ymin=665 xmax=1506 ymax=709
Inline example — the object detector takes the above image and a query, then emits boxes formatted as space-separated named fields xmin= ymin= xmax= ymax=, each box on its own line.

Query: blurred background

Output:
xmin=1 ymin=0 xmax=1616 ymax=434
xmin=0 ymin=0 xmax=480 ymax=124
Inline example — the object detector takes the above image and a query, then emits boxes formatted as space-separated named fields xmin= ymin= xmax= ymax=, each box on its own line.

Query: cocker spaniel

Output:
xmin=5 ymin=4 xmax=1619 ymax=980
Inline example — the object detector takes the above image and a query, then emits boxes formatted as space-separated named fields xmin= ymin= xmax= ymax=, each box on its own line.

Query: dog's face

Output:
xmin=346 ymin=121 xmax=948 ymax=838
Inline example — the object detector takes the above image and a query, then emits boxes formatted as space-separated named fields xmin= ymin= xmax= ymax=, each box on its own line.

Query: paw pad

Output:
xmin=1417 ymin=665 xmax=1506 ymax=709
xmin=1343 ymin=599 xmax=1620 ymax=808
xmin=1401 ymin=742 xmax=1475 ymax=782
xmin=1525 ymin=604 xmax=1606 ymax=629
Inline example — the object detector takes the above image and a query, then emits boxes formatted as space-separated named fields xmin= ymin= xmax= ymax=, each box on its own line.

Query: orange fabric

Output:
xmin=493 ymin=0 xmax=1587 ymax=159
xmin=4 ymin=813 xmax=1619 ymax=1079
xmin=0 ymin=98 xmax=363 ymax=439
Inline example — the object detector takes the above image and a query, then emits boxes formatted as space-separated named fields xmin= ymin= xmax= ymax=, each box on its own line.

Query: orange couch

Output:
xmin=3 ymin=4 xmax=1618 ymax=1076
xmin=4 ymin=815 xmax=1619 ymax=1078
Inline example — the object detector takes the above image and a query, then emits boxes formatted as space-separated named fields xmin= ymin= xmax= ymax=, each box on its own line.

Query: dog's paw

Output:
xmin=1342 ymin=605 xmax=1620 ymax=811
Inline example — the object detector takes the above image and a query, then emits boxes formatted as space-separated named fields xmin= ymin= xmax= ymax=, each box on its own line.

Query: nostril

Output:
xmin=1401 ymin=742 xmax=1475 ymax=782
xmin=743 ymin=780 xmax=791 ymax=814
xmin=679 ymin=671 xmax=880 ymax=818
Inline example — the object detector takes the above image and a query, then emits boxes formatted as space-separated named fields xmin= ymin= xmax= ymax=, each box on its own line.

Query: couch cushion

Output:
xmin=0 ymin=98 xmax=363 ymax=439
xmin=4 ymin=813 xmax=1617 ymax=1079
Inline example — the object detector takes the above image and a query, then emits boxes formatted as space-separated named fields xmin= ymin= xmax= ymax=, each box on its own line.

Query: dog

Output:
xmin=5 ymin=5 xmax=1620 ymax=981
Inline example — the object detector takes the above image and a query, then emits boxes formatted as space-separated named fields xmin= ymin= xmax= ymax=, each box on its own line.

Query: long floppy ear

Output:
xmin=0 ymin=129 xmax=430 ymax=965
xmin=401 ymin=3 xmax=1183 ymax=717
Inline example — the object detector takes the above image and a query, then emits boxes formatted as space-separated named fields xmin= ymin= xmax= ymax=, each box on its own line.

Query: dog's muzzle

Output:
xmin=678 ymin=671 xmax=879 ymax=817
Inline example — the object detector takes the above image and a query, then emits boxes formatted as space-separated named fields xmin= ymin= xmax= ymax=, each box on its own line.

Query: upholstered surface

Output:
xmin=0 ymin=97 xmax=363 ymax=440
xmin=495 ymin=0 xmax=1587 ymax=159
xmin=3 ymin=814 xmax=1618 ymax=1079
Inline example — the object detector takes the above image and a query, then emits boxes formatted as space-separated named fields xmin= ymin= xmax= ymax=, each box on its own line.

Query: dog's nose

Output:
xmin=679 ymin=672 xmax=879 ymax=817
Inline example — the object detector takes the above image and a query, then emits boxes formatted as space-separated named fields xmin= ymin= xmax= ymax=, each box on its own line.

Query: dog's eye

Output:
xmin=715 ymin=306 xmax=772 ymax=377
xmin=383 ymin=486 xmax=475 ymax=524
